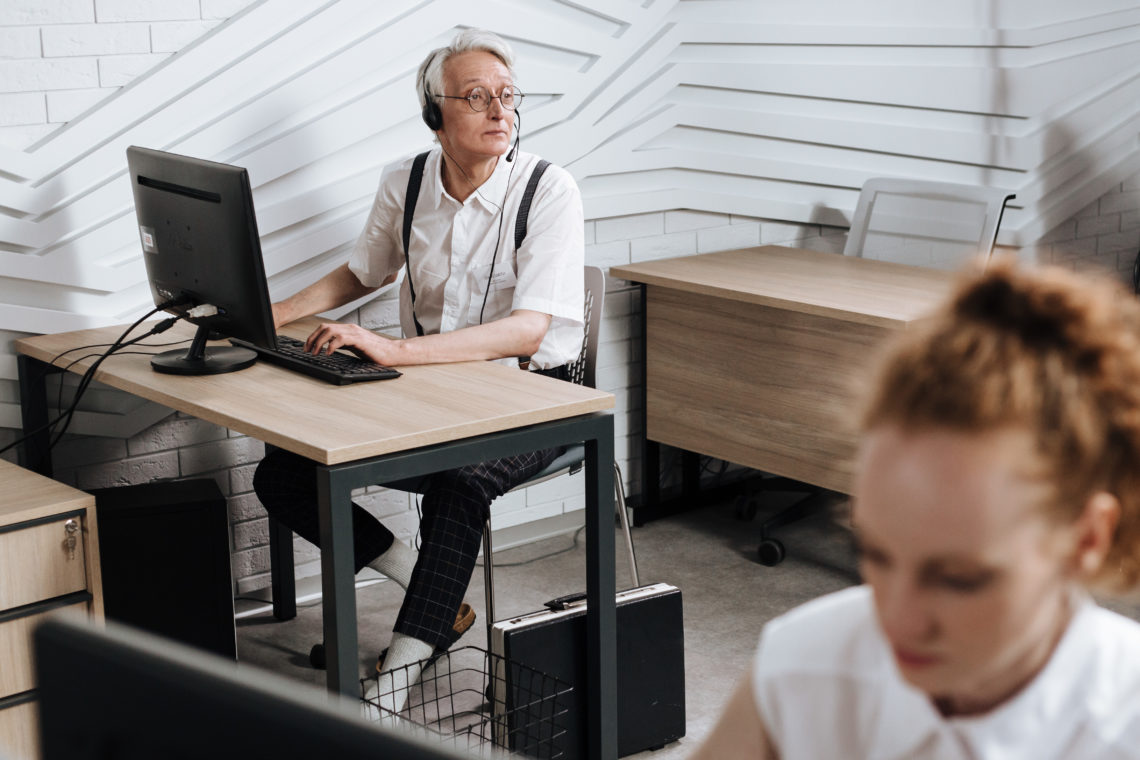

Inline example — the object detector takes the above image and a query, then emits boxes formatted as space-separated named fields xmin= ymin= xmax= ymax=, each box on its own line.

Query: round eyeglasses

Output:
xmin=435 ymin=86 xmax=524 ymax=112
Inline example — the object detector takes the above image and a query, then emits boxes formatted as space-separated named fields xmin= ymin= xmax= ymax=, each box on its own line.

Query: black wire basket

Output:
xmin=360 ymin=645 xmax=571 ymax=758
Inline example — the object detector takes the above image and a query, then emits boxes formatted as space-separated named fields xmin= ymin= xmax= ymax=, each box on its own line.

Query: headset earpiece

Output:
xmin=419 ymin=49 xmax=444 ymax=132
xmin=422 ymin=98 xmax=442 ymax=131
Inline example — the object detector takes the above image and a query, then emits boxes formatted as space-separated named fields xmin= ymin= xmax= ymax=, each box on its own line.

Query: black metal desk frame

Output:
xmin=18 ymin=354 xmax=618 ymax=760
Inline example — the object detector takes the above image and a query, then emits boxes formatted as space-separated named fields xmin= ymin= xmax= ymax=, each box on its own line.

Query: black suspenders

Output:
xmin=401 ymin=152 xmax=551 ymax=336
xmin=514 ymin=159 xmax=551 ymax=249
xmin=401 ymin=151 xmax=430 ymax=337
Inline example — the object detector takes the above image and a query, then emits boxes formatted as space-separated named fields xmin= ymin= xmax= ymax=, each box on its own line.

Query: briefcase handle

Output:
xmin=544 ymin=592 xmax=588 ymax=611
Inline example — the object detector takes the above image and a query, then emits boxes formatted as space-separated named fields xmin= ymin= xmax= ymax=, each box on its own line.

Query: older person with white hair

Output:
xmin=252 ymin=28 xmax=584 ymax=710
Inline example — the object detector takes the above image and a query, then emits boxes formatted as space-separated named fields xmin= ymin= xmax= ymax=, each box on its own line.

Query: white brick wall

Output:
xmin=0 ymin=0 xmax=250 ymax=150
xmin=200 ymin=0 xmax=256 ymax=20
xmin=0 ymin=92 xmax=45 ymax=126
xmin=0 ymin=27 xmax=41 ymax=58
xmin=95 ymin=0 xmax=200 ymax=23
xmin=0 ymin=2 xmax=94 ymax=25
xmin=41 ymin=23 xmax=151 ymax=56
xmin=1016 ymin=170 xmax=1140 ymax=283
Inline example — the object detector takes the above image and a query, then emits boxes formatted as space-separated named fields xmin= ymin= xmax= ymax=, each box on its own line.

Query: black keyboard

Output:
xmin=230 ymin=335 xmax=401 ymax=385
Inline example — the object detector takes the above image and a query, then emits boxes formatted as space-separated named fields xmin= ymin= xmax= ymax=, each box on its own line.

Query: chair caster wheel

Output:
xmin=757 ymin=538 xmax=785 ymax=566
xmin=734 ymin=494 xmax=759 ymax=521
xmin=310 ymin=642 xmax=326 ymax=670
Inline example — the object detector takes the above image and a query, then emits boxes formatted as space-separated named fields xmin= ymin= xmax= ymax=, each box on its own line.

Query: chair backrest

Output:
xmin=565 ymin=266 xmax=605 ymax=389
xmin=844 ymin=178 xmax=1015 ymax=270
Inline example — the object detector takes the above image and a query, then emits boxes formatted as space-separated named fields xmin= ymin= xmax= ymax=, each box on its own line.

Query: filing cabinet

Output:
xmin=0 ymin=459 xmax=103 ymax=760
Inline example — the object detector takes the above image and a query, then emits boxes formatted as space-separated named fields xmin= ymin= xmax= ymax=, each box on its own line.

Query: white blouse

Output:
xmin=752 ymin=585 xmax=1140 ymax=759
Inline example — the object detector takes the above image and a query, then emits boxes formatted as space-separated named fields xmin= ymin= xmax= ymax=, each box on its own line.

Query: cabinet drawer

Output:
xmin=0 ymin=603 xmax=89 ymax=700
xmin=0 ymin=517 xmax=87 ymax=611
xmin=0 ymin=699 xmax=38 ymax=760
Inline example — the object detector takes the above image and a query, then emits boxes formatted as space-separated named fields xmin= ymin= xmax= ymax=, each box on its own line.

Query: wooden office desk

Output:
xmin=15 ymin=318 xmax=620 ymax=759
xmin=611 ymin=246 xmax=952 ymax=504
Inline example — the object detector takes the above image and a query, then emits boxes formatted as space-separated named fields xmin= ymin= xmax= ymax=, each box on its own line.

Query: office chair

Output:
xmin=844 ymin=178 xmax=1015 ymax=268
xmin=744 ymin=178 xmax=1015 ymax=566
xmin=306 ymin=266 xmax=637 ymax=666
xmin=483 ymin=265 xmax=639 ymax=628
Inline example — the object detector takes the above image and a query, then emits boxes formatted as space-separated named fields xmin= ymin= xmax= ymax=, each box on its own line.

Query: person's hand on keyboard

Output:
xmin=304 ymin=322 xmax=392 ymax=363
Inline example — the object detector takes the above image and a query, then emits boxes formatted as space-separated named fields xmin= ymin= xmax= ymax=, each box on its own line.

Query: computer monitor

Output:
xmin=34 ymin=616 xmax=467 ymax=760
xmin=125 ymin=146 xmax=277 ymax=375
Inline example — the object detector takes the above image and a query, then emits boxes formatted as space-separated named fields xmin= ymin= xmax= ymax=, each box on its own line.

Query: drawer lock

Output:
xmin=64 ymin=519 xmax=79 ymax=561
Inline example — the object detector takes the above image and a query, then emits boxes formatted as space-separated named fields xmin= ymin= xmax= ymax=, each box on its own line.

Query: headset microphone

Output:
xmin=506 ymin=109 xmax=520 ymax=162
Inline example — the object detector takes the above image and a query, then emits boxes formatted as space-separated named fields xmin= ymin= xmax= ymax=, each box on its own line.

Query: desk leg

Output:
xmin=317 ymin=466 xmax=359 ymax=697
xmin=682 ymin=451 xmax=700 ymax=499
xmin=637 ymin=283 xmax=660 ymax=523
xmin=268 ymin=517 xmax=297 ymax=621
xmin=586 ymin=415 xmax=618 ymax=760
xmin=17 ymin=355 xmax=55 ymax=476
xmin=634 ymin=285 xmax=700 ymax=523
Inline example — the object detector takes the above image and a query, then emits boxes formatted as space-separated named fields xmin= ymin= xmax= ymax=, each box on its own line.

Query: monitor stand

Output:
xmin=151 ymin=324 xmax=257 ymax=375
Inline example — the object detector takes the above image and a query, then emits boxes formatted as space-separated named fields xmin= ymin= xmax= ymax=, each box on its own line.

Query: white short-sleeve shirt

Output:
xmin=752 ymin=585 xmax=1140 ymax=759
xmin=348 ymin=148 xmax=584 ymax=370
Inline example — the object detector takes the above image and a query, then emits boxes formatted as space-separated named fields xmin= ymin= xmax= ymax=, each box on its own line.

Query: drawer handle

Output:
xmin=64 ymin=519 xmax=79 ymax=561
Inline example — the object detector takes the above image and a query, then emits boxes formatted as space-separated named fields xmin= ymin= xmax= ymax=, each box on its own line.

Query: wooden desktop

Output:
xmin=611 ymin=245 xmax=953 ymax=505
xmin=15 ymin=317 xmax=620 ymax=759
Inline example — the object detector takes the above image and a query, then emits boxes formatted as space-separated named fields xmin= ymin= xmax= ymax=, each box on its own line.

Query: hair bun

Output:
xmin=952 ymin=262 xmax=1126 ymax=359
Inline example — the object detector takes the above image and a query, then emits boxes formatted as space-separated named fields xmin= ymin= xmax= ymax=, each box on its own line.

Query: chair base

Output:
xmin=737 ymin=476 xmax=842 ymax=566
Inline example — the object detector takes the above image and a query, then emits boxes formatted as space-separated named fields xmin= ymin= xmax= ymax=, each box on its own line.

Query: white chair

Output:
xmin=482 ymin=265 xmax=638 ymax=626
xmin=844 ymin=178 xmax=1015 ymax=269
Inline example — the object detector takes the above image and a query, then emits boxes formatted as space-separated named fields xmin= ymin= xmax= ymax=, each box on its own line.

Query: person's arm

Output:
xmin=303 ymin=308 xmax=551 ymax=366
xmin=272 ymin=263 xmax=390 ymax=329
xmin=690 ymin=670 xmax=777 ymax=760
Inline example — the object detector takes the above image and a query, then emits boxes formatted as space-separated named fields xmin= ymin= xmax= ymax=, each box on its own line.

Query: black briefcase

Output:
xmin=490 ymin=583 xmax=685 ymax=759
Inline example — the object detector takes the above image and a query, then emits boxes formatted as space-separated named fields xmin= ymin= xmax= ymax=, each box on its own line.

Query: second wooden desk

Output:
xmin=611 ymin=245 xmax=952 ymax=503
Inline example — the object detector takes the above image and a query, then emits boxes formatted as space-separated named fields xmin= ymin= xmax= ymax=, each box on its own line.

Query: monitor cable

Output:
xmin=1 ymin=300 xmax=185 ymax=466
xmin=47 ymin=315 xmax=182 ymax=449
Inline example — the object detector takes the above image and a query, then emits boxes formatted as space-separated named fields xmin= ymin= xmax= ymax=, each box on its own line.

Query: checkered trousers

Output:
xmin=253 ymin=445 xmax=562 ymax=649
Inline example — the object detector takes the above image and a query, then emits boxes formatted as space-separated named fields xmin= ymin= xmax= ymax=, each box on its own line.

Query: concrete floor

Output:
xmin=234 ymin=489 xmax=862 ymax=758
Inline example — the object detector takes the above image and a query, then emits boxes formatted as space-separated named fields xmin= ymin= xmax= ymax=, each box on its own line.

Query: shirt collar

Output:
xmin=427 ymin=148 xmax=511 ymax=214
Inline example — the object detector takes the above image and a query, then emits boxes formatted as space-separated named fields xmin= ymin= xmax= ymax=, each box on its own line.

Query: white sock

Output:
xmin=365 ymin=633 xmax=434 ymax=719
xmin=366 ymin=539 xmax=418 ymax=591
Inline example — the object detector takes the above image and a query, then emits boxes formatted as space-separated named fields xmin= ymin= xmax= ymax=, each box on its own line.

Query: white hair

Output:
xmin=416 ymin=28 xmax=516 ymax=109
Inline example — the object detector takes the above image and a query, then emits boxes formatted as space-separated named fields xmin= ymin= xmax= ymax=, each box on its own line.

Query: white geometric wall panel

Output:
xmin=2 ymin=0 xmax=1138 ymax=433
